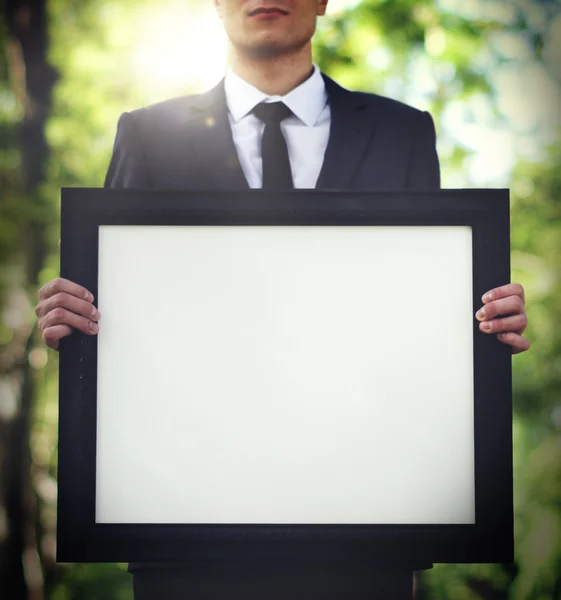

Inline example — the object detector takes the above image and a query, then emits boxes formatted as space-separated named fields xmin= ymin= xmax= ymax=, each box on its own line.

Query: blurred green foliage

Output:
xmin=1 ymin=0 xmax=560 ymax=598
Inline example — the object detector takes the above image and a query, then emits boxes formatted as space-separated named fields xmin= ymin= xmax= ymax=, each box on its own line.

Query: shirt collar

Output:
xmin=224 ymin=64 xmax=327 ymax=127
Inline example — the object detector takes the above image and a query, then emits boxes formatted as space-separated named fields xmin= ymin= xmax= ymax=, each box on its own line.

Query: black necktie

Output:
xmin=252 ymin=102 xmax=294 ymax=189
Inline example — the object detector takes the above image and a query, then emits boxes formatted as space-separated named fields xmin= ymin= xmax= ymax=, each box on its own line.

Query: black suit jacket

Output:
xmin=105 ymin=74 xmax=440 ymax=191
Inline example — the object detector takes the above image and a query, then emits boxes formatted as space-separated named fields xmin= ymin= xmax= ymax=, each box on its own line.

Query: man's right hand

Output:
xmin=36 ymin=278 xmax=101 ymax=350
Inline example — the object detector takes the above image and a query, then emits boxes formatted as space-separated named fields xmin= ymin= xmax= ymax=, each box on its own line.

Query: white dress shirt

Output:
xmin=224 ymin=65 xmax=330 ymax=189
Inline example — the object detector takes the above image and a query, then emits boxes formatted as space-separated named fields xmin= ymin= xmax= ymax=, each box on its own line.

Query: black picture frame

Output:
xmin=57 ymin=188 xmax=512 ymax=566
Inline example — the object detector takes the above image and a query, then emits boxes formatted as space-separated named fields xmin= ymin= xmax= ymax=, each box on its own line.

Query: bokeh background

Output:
xmin=1 ymin=0 xmax=560 ymax=598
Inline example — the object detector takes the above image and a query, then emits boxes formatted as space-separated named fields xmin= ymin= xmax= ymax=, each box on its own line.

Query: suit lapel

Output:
xmin=316 ymin=75 xmax=378 ymax=190
xmin=187 ymin=80 xmax=249 ymax=191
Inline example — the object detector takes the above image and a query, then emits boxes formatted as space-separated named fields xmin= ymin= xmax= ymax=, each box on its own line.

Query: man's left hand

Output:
xmin=475 ymin=283 xmax=530 ymax=354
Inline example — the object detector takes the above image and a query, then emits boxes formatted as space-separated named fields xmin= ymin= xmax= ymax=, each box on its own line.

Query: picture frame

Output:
xmin=57 ymin=188 xmax=512 ymax=565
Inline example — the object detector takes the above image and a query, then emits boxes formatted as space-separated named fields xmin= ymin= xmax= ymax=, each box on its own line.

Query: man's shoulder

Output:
xmin=122 ymin=77 xmax=227 ymax=131
xmin=355 ymin=90 xmax=426 ymax=116
xmin=124 ymin=91 xmax=208 ymax=125
xmin=322 ymin=74 xmax=428 ymax=119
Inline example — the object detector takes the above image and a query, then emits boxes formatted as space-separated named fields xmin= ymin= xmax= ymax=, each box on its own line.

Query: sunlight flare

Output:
xmin=132 ymin=5 xmax=228 ymax=98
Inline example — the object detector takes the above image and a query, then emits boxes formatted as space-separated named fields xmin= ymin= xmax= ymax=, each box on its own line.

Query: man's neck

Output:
xmin=229 ymin=44 xmax=314 ymax=96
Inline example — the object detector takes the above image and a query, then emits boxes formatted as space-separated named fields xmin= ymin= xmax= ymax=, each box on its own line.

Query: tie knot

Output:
xmin=252 ymin=101 xmax=292 ymax=125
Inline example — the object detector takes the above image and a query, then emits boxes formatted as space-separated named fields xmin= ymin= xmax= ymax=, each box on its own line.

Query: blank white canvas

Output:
xmin=96 ymin=224 xmax=475 ymax=525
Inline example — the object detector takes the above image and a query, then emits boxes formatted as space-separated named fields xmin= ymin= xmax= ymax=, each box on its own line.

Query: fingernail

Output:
xmin=89 ymin=321 xmax=99 ymax=333
xmin=482 ymin=292 xmax=493 ymax=302
xmin=481 ymin=322 xmax=492 ymax=332
xmin=91 ymin=308 xmax=101 ymax=321
xmin=476 ymin=308 xmax=486 ymax=320
xmin=86 ymin=291 xmax=94 ymax=302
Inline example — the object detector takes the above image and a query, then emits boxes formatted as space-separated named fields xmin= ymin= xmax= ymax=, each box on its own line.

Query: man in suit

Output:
xmin=35 ymin=0 xmax=530 ymax=596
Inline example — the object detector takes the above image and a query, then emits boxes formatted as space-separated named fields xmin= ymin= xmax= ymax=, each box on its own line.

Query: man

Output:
xmin=35 ymin=0 xmax=530 ymax=596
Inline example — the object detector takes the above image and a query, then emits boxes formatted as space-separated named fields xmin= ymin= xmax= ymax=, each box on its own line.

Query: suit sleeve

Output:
xmin=405 ymin=111 xmax=441 ymax=190
xmin=104 ymin=112 xmax=152 ymax=189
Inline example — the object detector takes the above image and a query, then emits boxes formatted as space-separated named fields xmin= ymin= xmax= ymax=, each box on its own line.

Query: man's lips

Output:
xmin=248 ymin=6 xmax=289 ymax=17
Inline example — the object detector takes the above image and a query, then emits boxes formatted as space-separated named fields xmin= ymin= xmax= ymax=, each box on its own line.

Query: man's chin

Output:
xmin=240 ymin=38 xmax=304 ymax=59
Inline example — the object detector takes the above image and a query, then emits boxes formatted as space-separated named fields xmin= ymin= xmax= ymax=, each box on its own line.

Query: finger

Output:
xmin=38 ymin=277 xmax=94 ymax=303
xmin=478 ymin=314 xmax=528 ymax=335
xmin=497 ymin=332 xmax=531 ymax=354
xmin=42 ymin=324 xmax=73 ymax=350
xmin=482 ymin=283 xmax=524 ymax=304
xmin=475 ymin=296 xmax=524 ymax=321
xmin=36 ymin=292 xmax=100 ymax=321
xmin=40 ymin=307 xmax=99 ymax=336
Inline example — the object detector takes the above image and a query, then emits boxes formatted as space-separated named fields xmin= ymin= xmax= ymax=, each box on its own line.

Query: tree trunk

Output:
xmin=0 ymin=1 xmax=58 ymax=598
